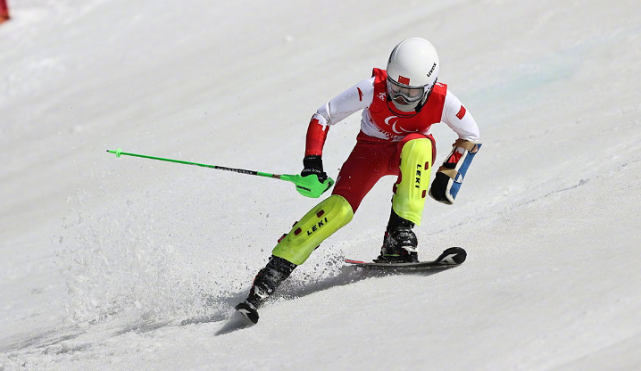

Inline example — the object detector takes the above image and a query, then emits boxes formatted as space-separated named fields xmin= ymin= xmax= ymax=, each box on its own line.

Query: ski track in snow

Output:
xmin=2 ymin=0 xmax=641 ymax=370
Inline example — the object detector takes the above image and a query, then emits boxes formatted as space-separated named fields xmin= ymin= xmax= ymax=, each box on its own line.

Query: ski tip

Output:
xmin=235 ymin=302 xmax=259 ymax=324
xmin=436 ymin=247 xmax=467 ymax=265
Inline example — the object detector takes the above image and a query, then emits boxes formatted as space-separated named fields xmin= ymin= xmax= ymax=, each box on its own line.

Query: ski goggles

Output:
xmin=386 ymin=78 xmax=425 ymax=103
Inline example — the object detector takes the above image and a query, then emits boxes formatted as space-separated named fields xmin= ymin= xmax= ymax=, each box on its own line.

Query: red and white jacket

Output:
xmin=305 ymin=68 xmax=481 ymax=156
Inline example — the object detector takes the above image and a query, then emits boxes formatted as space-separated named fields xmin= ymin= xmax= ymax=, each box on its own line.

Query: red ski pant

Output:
xmin=332 ymin=133 xmax=436 ymax=213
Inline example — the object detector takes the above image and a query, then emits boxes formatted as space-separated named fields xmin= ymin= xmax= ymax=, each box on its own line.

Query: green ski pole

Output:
xmin=106 ymin=148 xmax=333 ymax=198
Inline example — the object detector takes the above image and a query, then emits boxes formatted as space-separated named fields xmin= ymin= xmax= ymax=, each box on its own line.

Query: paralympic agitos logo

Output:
xmin=384 ymin=116 xmax=412 ymax=135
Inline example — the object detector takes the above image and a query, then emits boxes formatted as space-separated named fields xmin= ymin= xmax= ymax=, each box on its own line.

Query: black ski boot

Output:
xmin=235 ymin=255 xmax=296 ymax=323
xmin=374 ymin=210 xmax=419 ymax=263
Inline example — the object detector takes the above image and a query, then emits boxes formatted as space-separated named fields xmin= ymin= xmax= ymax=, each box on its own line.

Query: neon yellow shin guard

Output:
xmin=392 ymin=138 xmax=433 ymax=226
xmin=272 ymin=195 xmax=354 ymax=265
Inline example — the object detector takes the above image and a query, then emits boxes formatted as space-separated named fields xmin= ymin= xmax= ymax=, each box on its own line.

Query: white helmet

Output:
xmin=386 ymin=37 xmax=440 ymax=112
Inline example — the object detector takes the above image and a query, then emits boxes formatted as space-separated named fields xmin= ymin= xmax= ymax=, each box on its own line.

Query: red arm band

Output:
xmin=305 ymin=118 xmax=329 ymax=156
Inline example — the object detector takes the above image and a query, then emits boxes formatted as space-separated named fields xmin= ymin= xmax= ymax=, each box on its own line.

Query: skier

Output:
xmin=236 ymin=37 xmax=481 ymax=323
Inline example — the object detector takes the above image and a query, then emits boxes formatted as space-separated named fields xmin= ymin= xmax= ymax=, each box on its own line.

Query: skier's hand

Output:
xmin=293 ymin=155 xmax=333 ymax=198
xmin=301 ymin=155 xmax=328 ymax=183
xmin=428 ymin=171 xmax=454 ymax=205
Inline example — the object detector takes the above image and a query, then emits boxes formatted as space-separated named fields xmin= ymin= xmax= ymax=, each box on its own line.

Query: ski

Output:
xmin=344 ymin=246 xmax=467 ymax=271
xmin=231 ymin=247 xmax=466 ymax=325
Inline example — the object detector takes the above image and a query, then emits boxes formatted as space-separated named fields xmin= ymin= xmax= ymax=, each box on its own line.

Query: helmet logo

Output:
xmin=398 ymin=76 xmax=410 ymax=85
xmin=427 ymin=63 xmax=436 ymax=77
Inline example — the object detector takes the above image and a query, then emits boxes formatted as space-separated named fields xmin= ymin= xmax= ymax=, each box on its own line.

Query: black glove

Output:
xmin=301 ymin=155 xmax=328 ymax=183
xmin=428 ymin=171 xmax=453 ymax=205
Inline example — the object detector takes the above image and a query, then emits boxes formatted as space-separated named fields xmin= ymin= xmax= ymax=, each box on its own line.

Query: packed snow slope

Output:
xmin=2 ymin=0 xmax=641 ymax=370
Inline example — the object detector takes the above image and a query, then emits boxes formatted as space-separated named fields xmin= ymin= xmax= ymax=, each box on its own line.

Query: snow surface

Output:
xmin=2 ymin=0 xmax=641 ymax=370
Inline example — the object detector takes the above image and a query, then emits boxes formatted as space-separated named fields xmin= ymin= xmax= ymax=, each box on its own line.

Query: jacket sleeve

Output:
xmin=440 ymin=90 xmax=481 ymax=142
xmin=305 ymin=78 xmax=374 ymax=156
